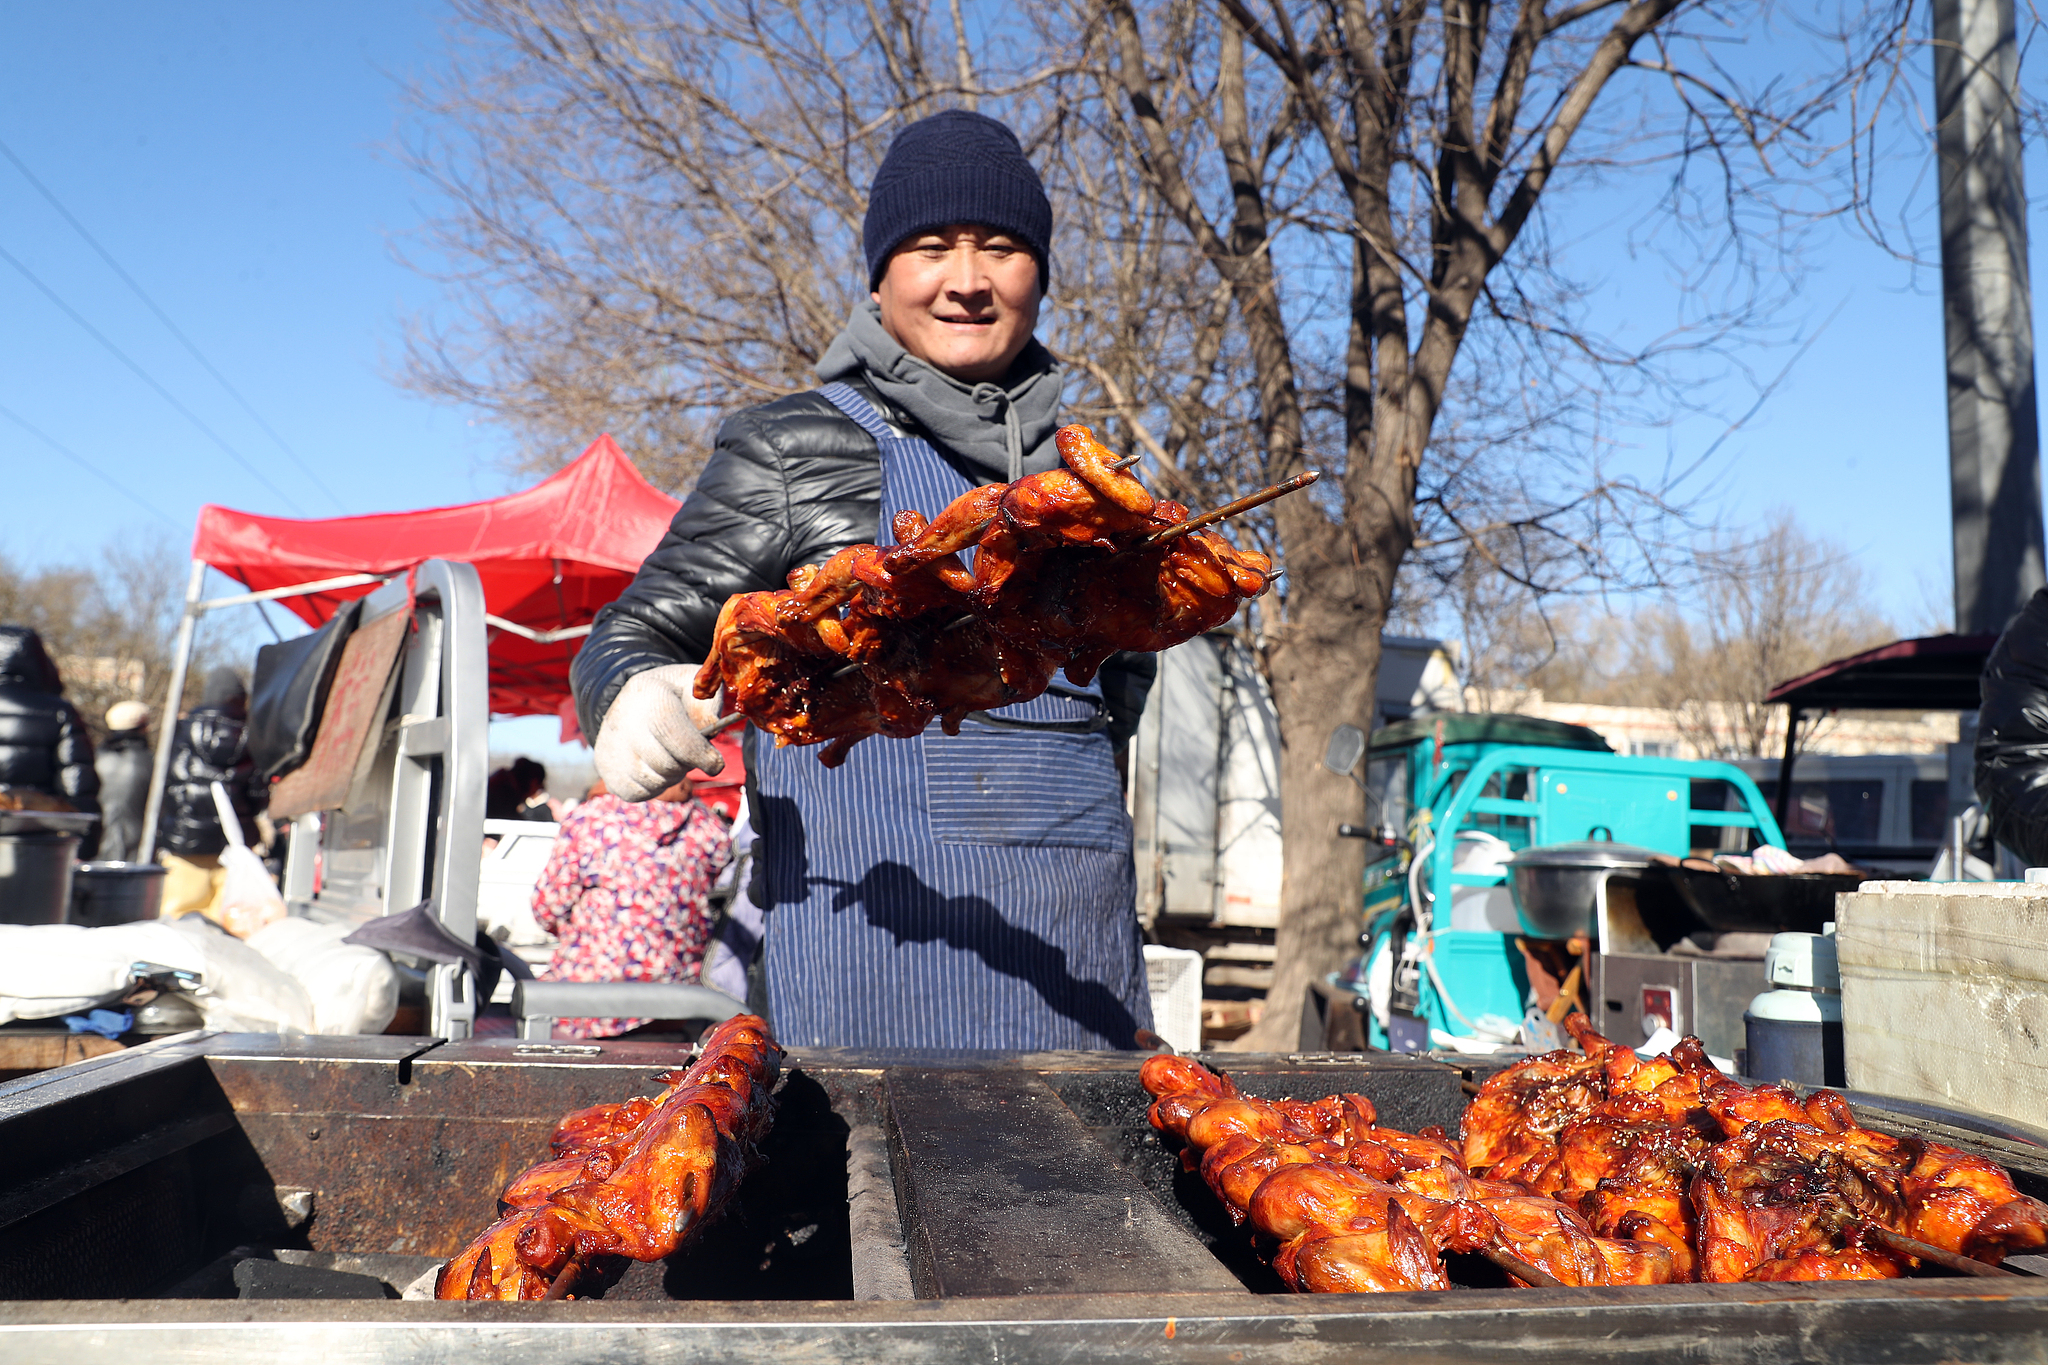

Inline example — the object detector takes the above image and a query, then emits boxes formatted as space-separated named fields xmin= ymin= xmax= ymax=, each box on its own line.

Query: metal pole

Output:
xmin=138 ymin=559 xmax=207 ymax=865
xmin=1772 ymin=708 xmax=1803 ymax=835
xmin=1937 ymin=0 xmax=2046 ymax=633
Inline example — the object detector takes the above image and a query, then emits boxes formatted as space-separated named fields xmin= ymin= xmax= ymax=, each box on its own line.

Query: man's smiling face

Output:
xmin=872 ymin=223 xmax=1043 ymax=383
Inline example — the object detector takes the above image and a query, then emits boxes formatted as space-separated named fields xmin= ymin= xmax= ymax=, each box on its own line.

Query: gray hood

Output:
xmin=816 ymin=300 xmax=1064 ymax=482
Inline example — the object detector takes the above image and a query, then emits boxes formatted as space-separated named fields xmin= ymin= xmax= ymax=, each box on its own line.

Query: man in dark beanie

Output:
xmin=157 ymin=666 xmax=267 ymax=918
xmin=574 ymin=109 xmax=1155 ymax=1052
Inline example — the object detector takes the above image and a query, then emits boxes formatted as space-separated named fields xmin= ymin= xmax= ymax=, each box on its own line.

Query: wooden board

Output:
xmin=0 ymin=1031 xmax=124 ymax=1083
xmin=269 ymin=601 xmax=410 ymax=820
xmin=1837 ymin=884 xmax=2048 ymax=1128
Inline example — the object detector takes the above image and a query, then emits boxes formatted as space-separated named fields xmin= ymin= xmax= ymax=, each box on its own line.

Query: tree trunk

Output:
xmin=1244 ymin=594 xmax=1386 ymax=1049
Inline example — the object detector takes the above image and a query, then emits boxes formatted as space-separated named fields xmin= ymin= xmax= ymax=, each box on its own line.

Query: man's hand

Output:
xmin=593 ymin=664 xmax=727 ymax=801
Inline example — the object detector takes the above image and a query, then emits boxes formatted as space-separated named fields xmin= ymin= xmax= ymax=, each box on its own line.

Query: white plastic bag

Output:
xmin=0 ymin=919 xmax=314 ymax=1033
xmin=0 ymin=923 xmax=188 ymax=1021
xmin=247 ymin=916 xmax=399 ymax=1035
xmin=163 ymin=916 xmax=314 ymax=1033
xmin=212 ymin=781 xmax=286 ymax=938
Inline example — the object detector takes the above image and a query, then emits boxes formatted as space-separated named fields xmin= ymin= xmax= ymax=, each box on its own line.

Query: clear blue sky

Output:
xmin=0 ymin=2 xmax=2026 ymax=751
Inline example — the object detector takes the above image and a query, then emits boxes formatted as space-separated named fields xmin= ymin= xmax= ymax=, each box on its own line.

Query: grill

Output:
xmin=0 ymin=1032 xmax=2045 ymax=1361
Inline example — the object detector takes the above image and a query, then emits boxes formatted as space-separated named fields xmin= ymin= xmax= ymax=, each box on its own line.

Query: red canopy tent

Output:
xmin=193 ymin=434 xmax=677 ymax=728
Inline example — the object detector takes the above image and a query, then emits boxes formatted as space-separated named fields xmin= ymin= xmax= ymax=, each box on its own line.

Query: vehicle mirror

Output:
xmin=1322 ymin=723 xmax=1367 ymax=778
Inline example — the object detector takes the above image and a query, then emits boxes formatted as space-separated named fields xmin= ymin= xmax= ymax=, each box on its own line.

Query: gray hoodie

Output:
xmin=815 ymin=300 xmax=1065 ymax=482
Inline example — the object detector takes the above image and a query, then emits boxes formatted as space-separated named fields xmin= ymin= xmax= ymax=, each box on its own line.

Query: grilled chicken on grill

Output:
xmin=437 ymin=1015 xmax=783 ymax=1300
xmin=1459 ymin=1014 xmax=2048 ymax=1283
xmin=699 ymin=425 xmax=1274 ymax=761
xmin=1692 ymin=1085 xmax=2048 ymax=1281
xmin=1139 ymin=1052 xmax=1677 ymax=1291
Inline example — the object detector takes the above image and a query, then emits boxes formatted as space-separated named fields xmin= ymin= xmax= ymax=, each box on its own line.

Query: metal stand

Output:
xmin=246 ymin=561 xmax=489 ymax=1041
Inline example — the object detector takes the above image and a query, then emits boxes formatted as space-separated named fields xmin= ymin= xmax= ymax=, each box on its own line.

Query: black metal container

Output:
xmin=68 ymin=861 xmax=168 ymax=927
xmin=0 ymin=831 xmax=80 ymax=924
xmin=1745 ymin=1010 xmax=1846 ymax=1087
xmin=1663 ymin=864 xmax=1864 ymax=934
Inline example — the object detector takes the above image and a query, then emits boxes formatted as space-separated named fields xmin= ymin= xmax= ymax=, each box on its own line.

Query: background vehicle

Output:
xmin=1349 ymin=714 xmax=1785 ymax=1052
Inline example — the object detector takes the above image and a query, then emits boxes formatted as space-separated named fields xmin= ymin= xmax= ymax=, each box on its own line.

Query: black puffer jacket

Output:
xmin=1978 ymin=588 xmax=2048 ymax=864
xmin=158 ymin=703 xmax=264 ymax=858
xmin=0 ymin=627 xmax=100 ymax=822
xmin=95 ymin=728 xmax=153 ymax=862
xmin=573 ymin=376 xmax=1156 ymax=742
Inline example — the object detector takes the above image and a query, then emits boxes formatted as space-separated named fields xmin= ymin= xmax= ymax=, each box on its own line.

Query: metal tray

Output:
xmin=1657 ymin=863 xmax=1865 ymax=934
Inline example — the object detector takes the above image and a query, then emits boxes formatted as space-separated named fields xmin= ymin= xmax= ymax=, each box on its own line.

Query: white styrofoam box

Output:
xmin=1836 ymin=883 xmax=2048 ymax=1128
xmin=1143 ymin=944 xmax=1203 ymax=1054
xmin=479 ymin=819 xmax=560 ymax=948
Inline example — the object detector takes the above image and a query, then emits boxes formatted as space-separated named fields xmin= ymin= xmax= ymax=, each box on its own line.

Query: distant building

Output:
xmin=1460 ymin=688 xmax=1958 ymax=759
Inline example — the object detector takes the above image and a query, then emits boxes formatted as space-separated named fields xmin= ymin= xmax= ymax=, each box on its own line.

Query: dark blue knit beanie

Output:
xmin=864 ymin=110 xmax=1052 ymax=292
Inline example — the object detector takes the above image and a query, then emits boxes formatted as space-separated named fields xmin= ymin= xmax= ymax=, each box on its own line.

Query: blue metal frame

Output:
xmin=1416 ymin=745 xmax=1786 ymax=909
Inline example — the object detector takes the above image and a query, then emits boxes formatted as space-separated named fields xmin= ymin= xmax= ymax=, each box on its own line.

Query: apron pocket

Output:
xmin=923 ymin=726 xmax=1130 ymax=849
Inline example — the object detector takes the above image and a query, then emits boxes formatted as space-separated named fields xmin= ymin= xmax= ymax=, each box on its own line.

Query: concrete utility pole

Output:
xmin=1937 ymin=0 xmax=2046 ymax=635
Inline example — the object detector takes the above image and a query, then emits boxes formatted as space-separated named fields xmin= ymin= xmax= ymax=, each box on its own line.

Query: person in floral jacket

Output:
xmin=529 ymin=777 xmax=732 ymax=1038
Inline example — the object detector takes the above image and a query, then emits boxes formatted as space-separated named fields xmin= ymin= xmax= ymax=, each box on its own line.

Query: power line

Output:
xmin=0 ymin=135 xmax=346 ymax=513
xmin=0 ymin=400 xmax=184 ymax=529
xmin=0 ymin=240 xmax=305 ymax=514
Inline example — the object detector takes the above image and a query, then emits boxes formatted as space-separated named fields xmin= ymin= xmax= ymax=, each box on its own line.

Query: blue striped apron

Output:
xmin=750 ymin=382 xmax=1153 ymax=1051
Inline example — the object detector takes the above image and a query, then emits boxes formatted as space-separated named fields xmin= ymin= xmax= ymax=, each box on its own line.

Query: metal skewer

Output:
xmin=541 ymin=1253 xmax=584 ymax=1300
xmin=1108 ymin=454 xmax=1143 ymax=471
xmin=1870 ymin=1227 xmax=2019 ymax=1277
xmin=1480 ymin=1247 xmax=1565 ymax=1288
xmin=699 ymin=711 xmax=747 ymax=737
xmin=1144 ymin=470 xmax=1321 ymax=546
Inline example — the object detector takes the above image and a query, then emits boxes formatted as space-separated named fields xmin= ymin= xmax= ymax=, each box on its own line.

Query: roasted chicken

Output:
xmin=436 ymin=1014 xmax=784 ymax=1300
xmin=1460 ymin=1015 xmax=2048 ymax=1283
xmin=1139 ymin=1052 xmax=1677 ymax=1291
xmin=698 ymin=425 xmax=1275 ymax=763
xmin=1144 ymin=1013 xmax=2048 ymax=1294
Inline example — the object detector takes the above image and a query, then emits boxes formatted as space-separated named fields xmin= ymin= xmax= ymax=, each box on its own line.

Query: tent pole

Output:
xmin=139 ymin=559 xmax=207 ymax=865
xmin=1772 ymin=707 xmax=1804 ymax=837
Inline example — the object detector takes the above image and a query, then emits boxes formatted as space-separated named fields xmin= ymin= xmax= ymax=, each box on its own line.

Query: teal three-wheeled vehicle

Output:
xmin=1337 ymin=714 xmax=1787 ymax=1052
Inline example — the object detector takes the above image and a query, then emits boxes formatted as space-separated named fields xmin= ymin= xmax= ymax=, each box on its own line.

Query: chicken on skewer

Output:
xmin=1140 ymin=1052 xmax=1676 ymax=1290
xmin=437 ymin=1015 xmax=784 ymax=1301
xmin=1692 ymin=1087 xmax=2048 ymax=1281
xmin=1462 ymin=1013 xmax=2048 ymax=1284
xmin=694 ymin=580 xmax=889 ymax=766
xmin=694 ymin=424 xmax=1287 ymax=757
xmin=881 ymin=424 xmax=1171 ymax=584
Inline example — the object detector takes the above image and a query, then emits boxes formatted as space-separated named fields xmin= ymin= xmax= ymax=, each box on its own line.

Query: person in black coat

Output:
xmin=1977 ymin=589 xmax=2048 ymax=865
xmin=0 ymin=626 xmax=100 ymax=854
xmin=571 ymin=112 xmax=1160 ymax=1050
xmin=95 ymin=700 xmax=153 ymax=862
xmin=156 ymin=668 xmax=267 ymax=916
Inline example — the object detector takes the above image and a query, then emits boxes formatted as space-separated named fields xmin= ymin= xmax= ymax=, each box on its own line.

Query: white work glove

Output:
xmin=594 ymin=664 xmax=727 ymax=801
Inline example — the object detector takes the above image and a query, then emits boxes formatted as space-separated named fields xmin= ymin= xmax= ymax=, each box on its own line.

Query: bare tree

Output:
xmin=1617 ymin=512 xmax=1896 ymax=757
xmin=0 ymin=533 xmax=247 ymax=736
xmin=1082 ymin=0 xmax=1874 ymax=1047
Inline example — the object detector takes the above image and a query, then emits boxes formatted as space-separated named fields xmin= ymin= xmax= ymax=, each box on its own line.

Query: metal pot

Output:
xmin=1505 ymin=838 xmax=1659 ymax=939
xmin=69 ymin=861 xmax=169 ymax=927
xmin=0 ymin=832 xmax=81 ymax=924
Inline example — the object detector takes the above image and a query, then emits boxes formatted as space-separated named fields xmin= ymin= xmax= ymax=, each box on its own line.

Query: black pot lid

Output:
xmin=1507 ymin=840 xmax=1660 ymax=869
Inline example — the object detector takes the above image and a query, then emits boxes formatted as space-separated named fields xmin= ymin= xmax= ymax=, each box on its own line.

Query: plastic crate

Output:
xmin=1142 ymin=944 xmax=1203 ymax=1053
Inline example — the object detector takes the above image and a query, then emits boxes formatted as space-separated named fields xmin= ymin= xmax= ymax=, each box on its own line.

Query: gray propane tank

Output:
xmin=1744 ymin=926 xmax=1844 ymax=1087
